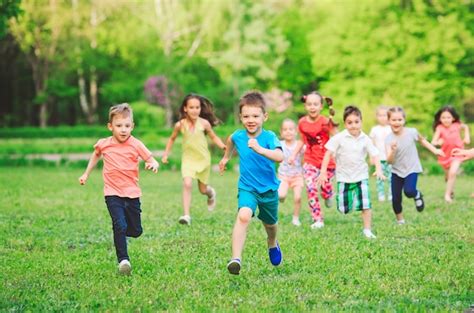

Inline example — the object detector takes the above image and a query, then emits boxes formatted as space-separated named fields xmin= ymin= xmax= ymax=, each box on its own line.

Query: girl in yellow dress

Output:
xmin=162 ymin=94 xmax=226 ymax=225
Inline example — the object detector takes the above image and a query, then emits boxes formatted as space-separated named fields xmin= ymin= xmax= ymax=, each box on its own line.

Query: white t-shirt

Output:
xmin=369 ymin=125 xmax=392 ymax=161
xmin=325 ymin=130 xmax=379 ymax=183
xmin=385 ymin=127 xmax=423 ymax=178
xmin=278 ymin=140 xmax=304 ymax=177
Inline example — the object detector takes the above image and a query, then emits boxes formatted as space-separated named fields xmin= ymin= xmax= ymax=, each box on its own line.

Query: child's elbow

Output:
xmin=275 ymin=151 xmax=284 ymax=163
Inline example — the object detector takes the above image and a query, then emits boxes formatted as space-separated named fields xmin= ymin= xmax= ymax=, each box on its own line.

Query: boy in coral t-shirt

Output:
xmin=79 ymin=103 xmax=159 ymax=275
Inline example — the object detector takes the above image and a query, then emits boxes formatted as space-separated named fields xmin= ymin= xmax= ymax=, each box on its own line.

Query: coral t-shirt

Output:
xmin=94 ymin=136 xmax=152 ymax=198
xmin=298 ymin=116 xmax=335 ymax=169
xmin=436 ymin=123 xmax=465 ymax=169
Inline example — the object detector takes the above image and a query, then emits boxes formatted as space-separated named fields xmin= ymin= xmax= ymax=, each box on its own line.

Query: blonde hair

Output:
xmin=387 ymin=106 xmax=405 ymax=119
xmin=109 ymin=103 xmax=133 ymax=122
xmin=281 ymin=118 xmax=296 ymax=129
xmin=376 ymin=105 xmax=389 ymax=114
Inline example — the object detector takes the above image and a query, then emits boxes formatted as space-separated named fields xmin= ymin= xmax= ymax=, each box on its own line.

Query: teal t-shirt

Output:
xmin=232 ymin=129 xmax=281 ymax=193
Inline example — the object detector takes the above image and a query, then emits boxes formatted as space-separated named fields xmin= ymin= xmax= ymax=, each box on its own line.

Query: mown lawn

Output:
xmin=0 ymin=167 xmax=472 ymax=311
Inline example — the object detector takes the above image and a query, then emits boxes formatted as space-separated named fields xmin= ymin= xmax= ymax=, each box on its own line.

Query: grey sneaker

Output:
xmin=118 ymin=259 xmax=131 ymax=275
xmin=227 ymin=258 xmax=241 ymax=275
xmin=179 ymin=215 xmax=191 ymax=225
xmin=324 ymin=197 xmax=333 ymax=208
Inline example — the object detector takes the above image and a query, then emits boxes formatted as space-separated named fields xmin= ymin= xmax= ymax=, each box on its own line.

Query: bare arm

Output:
xmin=219 ymin=136 xmax=235 ymax=174
xmin=203 ymin=120 xmax=226 ymax=150
xmin=316 ymin=150 xmax=333 ymax=187
xmin=161 ymin=122 xmax=181 ymax=164
xmin=371 ymin=155 xmax=386 ymax=180
xmin=431 ymin=128 xmax=442 ymax=146
xmin=462 ymin=124 xmax=471 ymax=144
xmin=144 ymin=155 xmax=159 ymax=173
xmin=78 ymin=151 xmax=101 ymax=185
xmin=248 ymin=138 xmax=283 ymax=163
xmin=419 ymin=135 xmax=444 ymax=157
xmin=288 ymin=140 xmax=304 ymax=165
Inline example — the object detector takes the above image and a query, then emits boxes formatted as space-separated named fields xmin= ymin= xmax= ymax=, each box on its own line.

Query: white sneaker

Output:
xmin=179 ymin=215 xmax=191 ymax=225
xmin=397 ymin=219 xmax=406 ymax=225
xmin=310 ymin=220 xmax=324 ymax=229
xmin=292 ymin=218 xmax=301 ymax=227
xmin=324 ymin=198 xmax=333 ymax=208
xmin=118 ymin=259 xmax=131 ymax=275
xmin=363 ymin=229 xmax=376 ymax=239
xmin=207 ymin=187 xmax=216 ymax=211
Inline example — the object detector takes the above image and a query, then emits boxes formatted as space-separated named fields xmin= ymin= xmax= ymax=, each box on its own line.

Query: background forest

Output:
xmin=1 ymin=0 xmax=473 ymax=133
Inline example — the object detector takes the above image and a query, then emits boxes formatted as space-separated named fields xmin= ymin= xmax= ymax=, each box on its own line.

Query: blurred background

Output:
xmin=0 ymin=0 xmax=473 ymax=171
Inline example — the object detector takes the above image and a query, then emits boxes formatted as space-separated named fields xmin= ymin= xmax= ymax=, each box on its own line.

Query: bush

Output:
xmin=130 ymin=101 xmax=166 ymax=129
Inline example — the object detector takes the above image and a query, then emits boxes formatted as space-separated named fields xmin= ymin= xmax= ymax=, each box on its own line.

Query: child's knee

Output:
xmin=404 ymin=189 xmax=417 ymax=198
xmin=127 ymin=227 xmax=143 ymax=238
xmin=113 ymin=220 xmax=127 ymax=234
xmin=237 ymin=209 xmax=252 ymax=224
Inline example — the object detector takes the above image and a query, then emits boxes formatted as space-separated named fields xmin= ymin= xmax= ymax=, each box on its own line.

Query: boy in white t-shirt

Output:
xmin=369 ymin=105 xmax=392 ymax=201
xmin=318 ymin=106 xmax=385 ymax=239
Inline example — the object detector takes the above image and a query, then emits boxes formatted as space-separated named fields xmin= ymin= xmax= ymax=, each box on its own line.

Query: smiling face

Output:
xmin=388 ymin=111 xmax=405 ymax=134
xmin=304 ymin=94 xmax=323 ymax=120
xmin=439 ymin=111 xmax=454 ymax=128
xmin=344 ymin=113 xmax=362 ymax=137
xmin=240 ymin=105 xmax=267 ymax=137
xmin=108 ymin=114 xmax=134 ymax=143
xmin=280 ymin=120 xmax=297 ymax=142
xmin=183 ymin=98 xmax=201 ymax=121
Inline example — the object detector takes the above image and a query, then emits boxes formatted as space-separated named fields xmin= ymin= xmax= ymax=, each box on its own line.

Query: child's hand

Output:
xmin=316 ymin=172 xmax=328 ymax=188
xmin=161 ymin=155 xmax=168 ymax=164
xmin=248 ymin=138 xmax=262 ymax=154
xmin=78 ymin=173 xmax=88 ymax=185
xmin=390 ymin=141 xmax=398 ymax=151
xmin=287 ymin=155 xmax=295 ymax=165
xmin=451 ymin=148 xmax=470 ymax=161
xmin=373 ymin=170 xmax=386 ymax=181
xmin=219 ymin=158 xmax=228 ymax=175
xmin=145 ymin=160 xmax=159 ymax=173
xmin=435 ymin=148 xmax=445 ymax=157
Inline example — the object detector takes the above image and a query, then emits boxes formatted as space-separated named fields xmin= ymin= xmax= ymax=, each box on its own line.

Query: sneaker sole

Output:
xmin=119 ymin=264 xmax=131 ymax=275
xmin=227 ymin=262 xmax=241 ymax=275
xmin=178 ymin=219 xmax=190 ymax=225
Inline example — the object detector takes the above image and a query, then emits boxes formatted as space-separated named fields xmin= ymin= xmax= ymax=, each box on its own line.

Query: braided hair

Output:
xmin=300 ymin=91 xmax=338 ymax=127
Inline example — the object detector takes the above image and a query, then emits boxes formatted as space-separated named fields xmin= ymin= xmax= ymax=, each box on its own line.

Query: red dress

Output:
xmin=436 ymin=123 xmax=464 ymax=169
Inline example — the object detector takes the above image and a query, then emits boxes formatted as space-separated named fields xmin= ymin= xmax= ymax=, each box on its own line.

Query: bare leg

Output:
xmin=278 ymin=180 xmax=289 ymax=203
xmin=361 ymin=209 xmax=372 ymax=230
xmin=263 ymin=222 xmax=278 ymax=248
xmin=293 ymin=185 xmax=303 ymax=219
xmin=231 ymin=208 xmax=252 ymax=260
xmin=445 ymin=160 xmax=461 ymax=203
xmin=182 ymin=177 xmax=193 ymax=216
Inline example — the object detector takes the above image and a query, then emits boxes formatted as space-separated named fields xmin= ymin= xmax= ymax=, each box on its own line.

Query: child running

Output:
xmin=277 ymin=118 xmax=305 ymax=226
xmin=318 ymin=106 xmax=385 ymax=239
xmin=78 ymin=103 xmax=159 ymax=275
xmin=161 ymin=94 xmax=226 ymax=225
xmin=431 ymin=105 xmax=470 ymax=203
xmin=386 ymin=106 xmax=445 ymax=224
xmin=369 ymin=105 xmax=392 ymax=202
xmin=288 ymin=91 xmax=337 ymax=229
xmin=219 ymin=91 xmax=284 ymax=275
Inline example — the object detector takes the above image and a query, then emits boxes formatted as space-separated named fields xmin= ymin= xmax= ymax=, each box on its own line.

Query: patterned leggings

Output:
xmin=303 ymin=163 xmax=335 ymax=222
xmin=376 ymin=161 xmax=392 ymax=199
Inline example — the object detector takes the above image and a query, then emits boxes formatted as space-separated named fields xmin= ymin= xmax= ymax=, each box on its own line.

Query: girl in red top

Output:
xmin=431 ymin=105 xmax=470 ymax=203
xmin=289 ymin=92 xmax=337 ymax=229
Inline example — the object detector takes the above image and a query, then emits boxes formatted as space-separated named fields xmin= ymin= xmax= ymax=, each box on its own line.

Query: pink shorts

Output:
xmin=278 ymin=174 xmax=304 ymax=189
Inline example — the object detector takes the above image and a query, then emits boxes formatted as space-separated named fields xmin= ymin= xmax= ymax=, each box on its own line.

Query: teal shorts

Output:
xmin=237 ymin=189 xmax=279 ymax=225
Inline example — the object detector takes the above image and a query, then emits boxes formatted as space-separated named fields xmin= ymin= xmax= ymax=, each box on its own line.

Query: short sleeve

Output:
xmin=369 ymin=127 xmax=375 ymax=138
xmin=412 ymin=128 xmax=419 ymax=141
xmin=324 ymin=133 xmax=339 ymax=152
xmin=93 ymin=139 xmax=105 ymax=156
xmin=135 ymin=139 xmax=152 ymax=161
xmin=267 ymin=131 xmax=281 ymax=150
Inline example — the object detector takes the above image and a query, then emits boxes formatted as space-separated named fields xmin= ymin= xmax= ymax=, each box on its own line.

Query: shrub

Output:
xmin=130 ymin=101 xmax=166 ymax=129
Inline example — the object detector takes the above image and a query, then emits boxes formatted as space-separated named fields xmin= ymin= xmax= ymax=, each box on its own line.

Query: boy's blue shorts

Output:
xmin=237 ymin=188 xmax=279 ymax=225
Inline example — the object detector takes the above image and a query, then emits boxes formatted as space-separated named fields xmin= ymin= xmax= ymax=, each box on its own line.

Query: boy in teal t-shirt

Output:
xmin=219 ymin=91 xmax=284 ymax=275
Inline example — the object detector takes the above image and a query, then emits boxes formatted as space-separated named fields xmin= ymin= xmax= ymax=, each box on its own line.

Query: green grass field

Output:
xmin=0 ymin=168 xmax=472 ymax=311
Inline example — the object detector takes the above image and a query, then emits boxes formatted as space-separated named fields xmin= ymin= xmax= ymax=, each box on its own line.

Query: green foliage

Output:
xmin=0 ymin=168 xmax=473 ymax=310
xmin=0 ymin=0 xmax=22 ymax=38
xmin=129 ymin=101 xmax=166 ymax=129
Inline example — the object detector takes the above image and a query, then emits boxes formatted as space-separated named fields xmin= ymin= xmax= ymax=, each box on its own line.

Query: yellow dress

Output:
xmin=181 ymin=118 xmax=211 ymax=183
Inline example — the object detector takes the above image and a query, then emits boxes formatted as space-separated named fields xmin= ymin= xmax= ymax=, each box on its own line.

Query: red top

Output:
xmin=94 ymin=136 xmax=152 ymax=198
xmin=436 ymin=122 xmax=464 ymax=169
xmin=298 ymin=116 xmax=336 ymax=169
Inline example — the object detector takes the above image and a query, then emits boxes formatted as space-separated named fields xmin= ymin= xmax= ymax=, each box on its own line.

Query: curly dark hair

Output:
xmin=432 ymin=105 xmax=461 ymax=131
xmin=179 ymin=93 xmax=221 ymax=127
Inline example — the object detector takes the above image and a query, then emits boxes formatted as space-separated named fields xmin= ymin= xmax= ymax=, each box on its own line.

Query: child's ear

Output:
xmin=264 ymin=112 xmax=269 ymax=121
xmin=107 ymin=123 xmax=113 ymax=131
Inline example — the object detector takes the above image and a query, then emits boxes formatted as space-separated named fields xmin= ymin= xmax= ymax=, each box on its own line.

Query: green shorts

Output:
xmin=237 ymin=188 xmax=279 ymax=225
xmin=336 ymin=179 xmax=371 ymax=214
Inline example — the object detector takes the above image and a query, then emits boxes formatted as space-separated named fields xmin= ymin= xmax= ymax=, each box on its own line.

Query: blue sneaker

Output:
xmin=227 ymin=258 xmax=241 ymax=275
xmin=268 ymin=241 xmax=282 ymax=266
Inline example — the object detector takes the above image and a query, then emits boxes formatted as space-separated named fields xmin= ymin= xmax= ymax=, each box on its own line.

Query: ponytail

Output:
xmin=300 ymin=91 xmax=338 ymax=127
